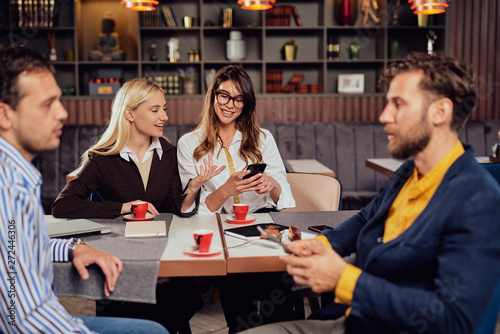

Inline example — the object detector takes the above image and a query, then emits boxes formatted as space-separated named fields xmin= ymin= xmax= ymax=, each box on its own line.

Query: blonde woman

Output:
xmin=177 ymin=65 xmax=295 ymax=215
xmin=52 ymin=77 xmax=222 ymax=218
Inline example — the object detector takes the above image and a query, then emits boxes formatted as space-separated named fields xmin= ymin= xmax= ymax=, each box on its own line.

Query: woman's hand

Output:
xmin=121 ymin=200 xmax=159 ymax=215
xmin=255 ymin=174 xmax=277 ymax=195
xmin=188 ymin=154 xmax=226 ymax=192
xmin=220 ymin=170 xmax=263 ymax=197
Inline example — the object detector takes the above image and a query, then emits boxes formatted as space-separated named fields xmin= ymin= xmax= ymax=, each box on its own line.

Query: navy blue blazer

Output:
xmin=318 ymin=144 xmax=500 ymax=334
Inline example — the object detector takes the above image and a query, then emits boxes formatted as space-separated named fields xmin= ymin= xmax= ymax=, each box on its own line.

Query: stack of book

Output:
xmin=140 ymin=4 xmax=177 ymax=27
xmin=296 ymin=84 xmax=323 ymax=94
xmin=147 ymin=75 xmax=181 ymax=95
xmin=266 ymin=70 xmax=284 ymax=94
xmin=13 ymin=0 xmax=56 ymax=27
xmin=282 ymin=73 xmax=305 ymax=93
xmin=265 ymin=4 xmax=302 ymax=27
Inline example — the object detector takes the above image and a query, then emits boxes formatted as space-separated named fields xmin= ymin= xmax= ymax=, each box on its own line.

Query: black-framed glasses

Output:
xmin=215 ymin=91 xmax=245 ymax=108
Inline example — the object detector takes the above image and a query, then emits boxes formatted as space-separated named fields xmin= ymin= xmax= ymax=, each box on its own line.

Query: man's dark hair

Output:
xmin=378 ymin=52 xmax=477 ymax=132
xmin=0 ymin=45 xmax=54 ymax=110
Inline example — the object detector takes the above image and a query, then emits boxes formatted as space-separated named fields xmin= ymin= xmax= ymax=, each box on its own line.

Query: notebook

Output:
xmin=125 ymin=220 xmax=166 ymax=237
xmin=45 ymin=216 xmax=111 ymax=238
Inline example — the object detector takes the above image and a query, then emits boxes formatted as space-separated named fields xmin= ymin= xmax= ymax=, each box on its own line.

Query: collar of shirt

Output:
xmin=218 ymin=130 xmax=242 ymax=151
xmin=119 ymin=137 xmax=163 ymax=162
xmin=0 ymin=136 xmax=42 ymax=190
xmin=408 ymin=140 xmax=465 ymax=200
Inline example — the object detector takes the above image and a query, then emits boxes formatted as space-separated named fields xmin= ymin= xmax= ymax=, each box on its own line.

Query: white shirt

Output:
xmin=177 ymin=127 xmax=295 ymax=215
xmin=119 ymin=136 xmax=163 ymax=162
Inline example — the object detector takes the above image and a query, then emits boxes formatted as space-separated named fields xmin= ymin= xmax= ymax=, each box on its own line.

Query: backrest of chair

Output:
xmin=282 ymin=173 xmax=342 ymax=212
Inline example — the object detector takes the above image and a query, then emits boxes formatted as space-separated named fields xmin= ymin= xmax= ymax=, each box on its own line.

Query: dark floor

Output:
xmin=59 ymin=289 xmax=312 ymax=334
xmin=59 ymin=293 xmax=500 ymax=334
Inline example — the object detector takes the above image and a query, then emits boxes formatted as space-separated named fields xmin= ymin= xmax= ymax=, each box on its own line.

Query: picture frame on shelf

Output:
xmin=338 ymin=74 xmax=365 ymax=93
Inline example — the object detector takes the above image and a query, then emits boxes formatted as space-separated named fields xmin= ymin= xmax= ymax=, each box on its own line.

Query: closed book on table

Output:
xmin=125 ymin=220 xmax=167 ymax=237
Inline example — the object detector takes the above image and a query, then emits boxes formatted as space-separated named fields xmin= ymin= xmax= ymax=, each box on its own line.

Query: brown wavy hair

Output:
xmin=193 ymin=65 xmax=263 ymax=166
xmin=378 ymin=52 xmax=477 ymax=132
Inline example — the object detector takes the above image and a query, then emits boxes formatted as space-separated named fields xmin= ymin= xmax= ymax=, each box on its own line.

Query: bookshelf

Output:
xmin=1 ymin=0 xmax=449 ymax=98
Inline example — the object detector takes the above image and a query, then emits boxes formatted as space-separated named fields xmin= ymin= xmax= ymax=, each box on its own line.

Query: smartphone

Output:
xmin=308 ymin=225 xmax=333 ymax=233
xmin=242 ymin=163 xmax=267 ymax=180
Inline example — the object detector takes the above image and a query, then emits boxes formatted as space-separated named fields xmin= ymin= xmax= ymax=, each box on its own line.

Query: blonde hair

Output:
xmin=80 ymin=78 xmax=164 ymax=166
xmin=193 ymin=65 xmax=263 ymax=166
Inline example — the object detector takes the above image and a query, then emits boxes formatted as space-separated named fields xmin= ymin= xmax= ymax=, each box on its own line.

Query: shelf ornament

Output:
xmin=120 ymin=0 xmax=158 ymax=11
xmin=361 ymin=0 xmax=381 ymax=26
xmin=426 ymin=30 xmax=437 ymax=54
xmin=178 ymin=66 xmax=197 ymax=95
xmin=238 ymin=0 xmax=275 ymax=11
xmin=282 ymin=38 xmax=297 ymax=61
xmin=408 ymin=0 xmax=449 ymax=15
xmin=47 ymin=32 xmax=57 ymax=61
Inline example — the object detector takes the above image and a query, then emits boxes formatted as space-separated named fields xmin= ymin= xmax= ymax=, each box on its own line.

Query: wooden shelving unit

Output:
xmin=1 ymin=0 xmax=449 ymax=98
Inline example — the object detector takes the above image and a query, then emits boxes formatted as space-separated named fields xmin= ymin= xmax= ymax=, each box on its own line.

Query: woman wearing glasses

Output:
xmin=177 ymin=65 xmax=295 ymax=215
xmin=177 ymin=65 xmax=296 ymax=333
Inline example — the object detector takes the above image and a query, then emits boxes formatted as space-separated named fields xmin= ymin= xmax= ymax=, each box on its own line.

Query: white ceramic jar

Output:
xmin=226 ymin=31 xmax=246 ymax=61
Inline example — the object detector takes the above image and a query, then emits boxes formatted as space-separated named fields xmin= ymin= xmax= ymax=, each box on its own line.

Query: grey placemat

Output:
xmin=269 ymin=210 xmax=359 ymax=232
xmin=53 ymin=213 xmax=173 ymax=304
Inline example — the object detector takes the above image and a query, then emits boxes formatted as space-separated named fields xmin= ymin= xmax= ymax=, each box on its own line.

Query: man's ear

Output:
xmin=124 ymin=108 xmax=134 ymax=122
xmin=429 ymin=97 xmax=454 ymax=127
xmin=0 ymin=102 xmax=14 ymax=131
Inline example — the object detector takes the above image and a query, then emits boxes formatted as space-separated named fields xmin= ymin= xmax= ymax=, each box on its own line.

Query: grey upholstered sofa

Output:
xmin=37 ymin=120 xmax=500 ymax=212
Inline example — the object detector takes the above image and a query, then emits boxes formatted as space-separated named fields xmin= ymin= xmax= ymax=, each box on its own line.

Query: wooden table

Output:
xmin=159 ymin=214 xmax=226 ymax=277
xmin=284 ymin=159 xmax=335 ymax=177
xmin=366 ymin=156 xmax=493 ymax=177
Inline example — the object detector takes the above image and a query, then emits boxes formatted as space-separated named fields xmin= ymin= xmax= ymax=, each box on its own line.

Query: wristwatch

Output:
xmin=68 ymin=237 xmax=87 ymax=261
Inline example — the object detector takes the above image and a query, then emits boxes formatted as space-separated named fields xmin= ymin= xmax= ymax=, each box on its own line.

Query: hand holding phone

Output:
xmin=242 ymin=163 xmax=267 ymax=180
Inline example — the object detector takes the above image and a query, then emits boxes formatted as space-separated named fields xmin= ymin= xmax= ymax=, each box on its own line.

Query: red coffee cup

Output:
xmin=233 ymin=203 xmax=249 ymax=221
xmin=193 ymin=229 xmax=213 ymax=253
xmin=131 ymin=201 xmax=148 ymax=219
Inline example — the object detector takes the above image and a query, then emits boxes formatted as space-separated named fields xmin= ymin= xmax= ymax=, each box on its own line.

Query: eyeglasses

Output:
xmin=215 ymin=91 xmax=244 ymax=108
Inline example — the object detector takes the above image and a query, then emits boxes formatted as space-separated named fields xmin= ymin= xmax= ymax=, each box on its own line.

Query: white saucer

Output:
xmin=226 ymin=215 xmax=257 ymax=224
xmin=124 ymin=213 xmax=155 ymax=221
xmin=184 ymin=245 xmax=223 ymax=257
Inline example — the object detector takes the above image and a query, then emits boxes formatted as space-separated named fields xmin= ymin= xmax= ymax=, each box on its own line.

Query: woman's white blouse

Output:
xmin=177 ymin=128 xmax=295 ymax=215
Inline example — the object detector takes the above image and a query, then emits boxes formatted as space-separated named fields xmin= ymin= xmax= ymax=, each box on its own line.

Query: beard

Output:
xmin=387 ymin=116 xmax=431 ymax=160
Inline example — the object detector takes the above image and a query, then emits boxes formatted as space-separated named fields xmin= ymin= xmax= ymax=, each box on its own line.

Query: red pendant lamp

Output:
xmin=238 ymin=0 xmax=276 ymax=10
xmin=121 ymin=0 xmax=159 ymax=11
xmin=408 ymin=0 xmax=450 ymax=15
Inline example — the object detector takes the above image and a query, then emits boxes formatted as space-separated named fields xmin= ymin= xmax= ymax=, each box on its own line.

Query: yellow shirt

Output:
xmin=321 ymin=141 xmax=465 ymax=309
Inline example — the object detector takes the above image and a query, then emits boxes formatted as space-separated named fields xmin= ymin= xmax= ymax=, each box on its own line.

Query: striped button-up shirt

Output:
xmin=0 ymin=137 xmax=93 ymax=333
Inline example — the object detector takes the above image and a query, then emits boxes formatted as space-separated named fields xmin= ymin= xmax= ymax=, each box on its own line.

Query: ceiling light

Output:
xmin=238 ymin=0 xmax=276 ymax=10
xmin=408 ymin=0 xmax=449 ymax=15
xmin=121 ymin=0 xmax=159 ymax=11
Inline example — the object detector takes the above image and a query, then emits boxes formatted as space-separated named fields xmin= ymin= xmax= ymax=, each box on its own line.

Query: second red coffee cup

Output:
xmin=233 ymin=203 xmax=249 ymax=221
xmin=193 ymin=229 xmax=213 ymax=253
xmin=131 ymin=201 xmax=148 ymax=219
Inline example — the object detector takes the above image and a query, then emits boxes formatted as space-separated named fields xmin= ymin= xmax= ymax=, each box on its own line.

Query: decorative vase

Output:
xmin=226 ymin=31 xmax=246 ymax=61
xmin=350 ymin=41 xmax=360 ymax=60
xmin=183 ymin=81 xmax=194 ymax=95
xmin=334 ymin=0 xmax=358 ymax=25
xmin=389 ymin=39 xmax=399 ymax=60
xmin=417 ymin=14 xmax=429 ymax=27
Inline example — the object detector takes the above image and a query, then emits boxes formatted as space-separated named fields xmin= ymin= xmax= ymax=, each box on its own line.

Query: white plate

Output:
xmin=184 ymin=245 xmax=223 ymax=257
xmin=123 ymin=213 xmax=155 ymax=221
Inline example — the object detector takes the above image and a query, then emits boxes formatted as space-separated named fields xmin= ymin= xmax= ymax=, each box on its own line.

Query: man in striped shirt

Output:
xmin=0 ymin=46 xmax=168 ymax=333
